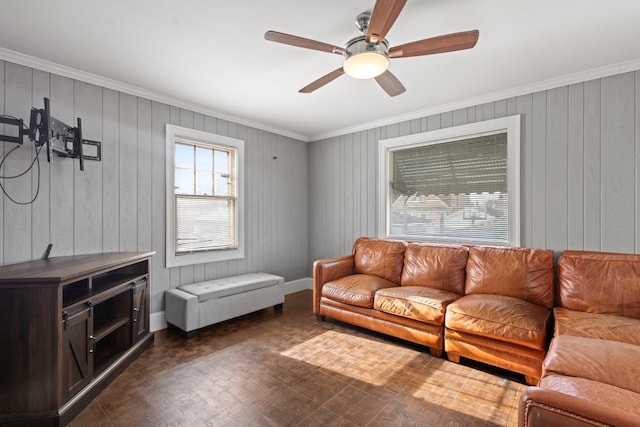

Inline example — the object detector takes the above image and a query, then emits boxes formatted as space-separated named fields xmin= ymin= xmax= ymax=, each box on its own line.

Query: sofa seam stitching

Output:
xmin=448 ymin=311 xmax=546 ymax=333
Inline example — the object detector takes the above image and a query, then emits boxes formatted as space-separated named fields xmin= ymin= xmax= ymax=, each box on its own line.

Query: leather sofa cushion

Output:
xmin=401 ymin=243 xmax=468 ymax=295
xmin=374 ymin=286 xmax=461 ymax=325
xmin=539 ymin=373 xmax=640 ymax=419
xmin=553 ymin=307 xmax=640 ymax=346
xmin=465 ymin=246 xmax=554 ymax=308
xmin=445 ymin=294 xmax=551 ymax=350
xmin=353 ymin=237 xmax=406 ymax=284
xmin=322 ymin=274 xmax=397 ymax=308
xmin=557 ymin=251 xmax=640 ymax=318
xmin=543 ymin=335 xmax=640 ymax=394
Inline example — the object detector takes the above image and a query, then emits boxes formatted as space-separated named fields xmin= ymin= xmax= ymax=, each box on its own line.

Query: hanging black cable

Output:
xmin=0 ymin=143 xmax=44 ymax=205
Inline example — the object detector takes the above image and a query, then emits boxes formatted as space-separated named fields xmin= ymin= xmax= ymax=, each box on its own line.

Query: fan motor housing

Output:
xmin=345 ymin=36 xmax=389 ymax=57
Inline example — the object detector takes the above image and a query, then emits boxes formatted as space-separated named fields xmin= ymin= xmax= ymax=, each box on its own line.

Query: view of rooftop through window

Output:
xmin=387 ymin=130 xmax=510 ymax=244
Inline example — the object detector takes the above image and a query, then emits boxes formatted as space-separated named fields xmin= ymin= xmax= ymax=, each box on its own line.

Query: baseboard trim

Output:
xmin=150 ymin=277 xmax=313 ymax=332
xmin=285 ymin=277 xmax=313 ymax=294
xmin=150 ymin=312 xmax=167 ymax=332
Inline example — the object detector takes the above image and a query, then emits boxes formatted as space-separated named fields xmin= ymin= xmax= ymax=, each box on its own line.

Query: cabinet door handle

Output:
xmin=133 ymin=307 xmax=139 ymax=323
xmin=89 ymin=336 xmax=96 ymax=353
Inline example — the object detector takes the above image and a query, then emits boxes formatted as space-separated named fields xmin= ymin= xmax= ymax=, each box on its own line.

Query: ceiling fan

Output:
xmin=264 ymin=0 xmax=479 ymax=97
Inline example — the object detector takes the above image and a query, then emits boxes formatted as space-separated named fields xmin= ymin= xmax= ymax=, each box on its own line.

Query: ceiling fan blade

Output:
xmin=389 ymin=30 xmax=479 ymax=58
xmin=265 ymin=31 xmax=345 ymax=54
xmin=299 ymin=67 xmax=345 ymax=93
xmin=375 ymin=70 xmax=406 ymax=97
xmin=366 ymin=0 xmax=407 ymax=44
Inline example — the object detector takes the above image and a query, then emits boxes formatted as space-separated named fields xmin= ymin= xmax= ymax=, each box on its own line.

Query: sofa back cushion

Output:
xmin=557 ymin=251 xmax=640 ymax=318
xmin=465 ymin=246 xmax=554 ymax=308
xmin=401 ymin=243 xmax=468 ymax=295
xmin=353 ymin=237 xmax=406 ymax=284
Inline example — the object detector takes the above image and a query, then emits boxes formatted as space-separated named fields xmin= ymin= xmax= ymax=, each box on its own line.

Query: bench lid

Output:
xmin=179 ymin=273 xmax=282 ymax=303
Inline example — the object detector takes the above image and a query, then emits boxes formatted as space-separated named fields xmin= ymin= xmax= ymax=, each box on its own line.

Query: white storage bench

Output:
xmin=165 ymin=272 xmax=284 ymax=338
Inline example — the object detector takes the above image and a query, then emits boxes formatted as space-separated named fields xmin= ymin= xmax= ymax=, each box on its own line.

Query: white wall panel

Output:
xmin=136 ymin=98 xmax=152 ymax=253
xmin=517 ymin=94 xmax=534 ymax=246
xmin=118 ymin=93 xmax=138 ymax=252
xmin=30 ymin=69 xmax=50 ymax=260
xmin=3 ymin=63 xmax=32 ymax=265
xmin=308 ymin=70 xmax=640 ymax=262
xmin=0 ymin=61 xmax=309 ymax=318
xmin=531 ymin=91 xmax=547 ymax=248
xmin=567 ymin=83 xmax=584 ymax=249
xmin=546 ymin=86 xmax=569 ymax=251
xmin=636 ymin=72 xmax=640 ymax=252
xmin=74 ymin=81 xmax=103 ymax=255
xmin=4 ymin=58 xmax=640 ymax=310
xmin=601 ymin=73 xmax=636 ymax=253
xmin=49 ymin=75 xmax=74 ymax=256
xmin=102 ymin=88 xmax=120 ymax=253
xmin=582 ymin=79 xmax=602 ymax=251
xmin=150 ymin=101 xmax=171 ymax=313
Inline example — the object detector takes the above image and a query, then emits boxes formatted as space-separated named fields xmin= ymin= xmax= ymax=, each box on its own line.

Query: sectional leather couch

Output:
xmin=519 ymin=251 xmax=640 ymax=427
xmin=313 ymin=237 xmax=555 ymax=385
xmin=314 ymin=238 xmax=640 ymax=425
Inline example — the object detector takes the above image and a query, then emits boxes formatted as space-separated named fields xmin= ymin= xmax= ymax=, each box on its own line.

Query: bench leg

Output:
xmin=273 ymin=303 xmax=283 ymax=311
xmin=168 ymin=322 xmax=198 ymax=339
xmin=184 ymin=330 xmax=199 ymax=339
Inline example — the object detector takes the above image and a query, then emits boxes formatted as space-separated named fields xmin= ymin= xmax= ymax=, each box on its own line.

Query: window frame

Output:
xmin=166 ymin=124 xmax=245 ymax=268
xmin=377 ymin=115 xmax=521 ymax=246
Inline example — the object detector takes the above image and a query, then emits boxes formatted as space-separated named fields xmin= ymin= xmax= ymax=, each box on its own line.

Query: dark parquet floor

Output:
xmin=69 ymin=290 xmax=525 ymax=427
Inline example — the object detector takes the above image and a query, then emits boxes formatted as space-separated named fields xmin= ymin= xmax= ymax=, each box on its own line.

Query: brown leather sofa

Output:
xmin=445 ymin=245 xmax=555 ymax=385
xmin=519 ymin=251 xmax=640 ymax=427
xmin=313 ymin=237 xmax=554 ymax=384
xmin=314 ymin=237 xmax=468 ymax=358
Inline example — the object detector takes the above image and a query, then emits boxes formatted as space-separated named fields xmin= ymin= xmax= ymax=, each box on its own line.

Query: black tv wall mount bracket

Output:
xmin=0 ymin=97 xmax=101 ymax=171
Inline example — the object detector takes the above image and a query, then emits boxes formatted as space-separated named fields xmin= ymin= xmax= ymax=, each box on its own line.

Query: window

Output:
xmin=378 ymin=116 xmax=520 ymax=246
xmin=166 ymin=125 xmax=244 ymax=267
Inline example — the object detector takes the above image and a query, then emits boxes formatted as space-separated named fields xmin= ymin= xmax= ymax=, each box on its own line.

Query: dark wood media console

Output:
xmin=0 ymin=252 xmax=155 ymax=426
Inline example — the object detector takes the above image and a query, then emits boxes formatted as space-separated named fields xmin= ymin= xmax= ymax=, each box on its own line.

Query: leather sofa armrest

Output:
xmin=312 ymin=255 xmax=355 ymax=314
xmin=519 ymin=387 xmax=638 ymax=427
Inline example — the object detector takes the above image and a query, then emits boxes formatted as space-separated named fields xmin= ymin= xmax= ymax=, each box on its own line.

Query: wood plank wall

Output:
xmin=309 ymin=71 xmax=640 ymax=263
xmin=0 ymin=60 xmax=309 ymax=314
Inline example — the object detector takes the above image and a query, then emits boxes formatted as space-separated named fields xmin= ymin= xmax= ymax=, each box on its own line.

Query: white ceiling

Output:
xmin=1 ymin=0 xmax=640 ymax=141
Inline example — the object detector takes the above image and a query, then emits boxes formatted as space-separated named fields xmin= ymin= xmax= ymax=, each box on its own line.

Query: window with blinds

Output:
xmin=166 ymin=124 xmax=244 ymax=268
xmin=174 ymin=141 xmax=236 ymax=253
xmin=379 ymin=116 xmax=520 ymax=246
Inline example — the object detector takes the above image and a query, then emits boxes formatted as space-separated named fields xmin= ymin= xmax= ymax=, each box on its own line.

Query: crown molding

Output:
xmin=3 ymin=46 xmax=639 ymax=144
xmin=0 ymin=47 xmax=309 ymax=142
xmin=309 ymin=58 xmax=640 ymax=141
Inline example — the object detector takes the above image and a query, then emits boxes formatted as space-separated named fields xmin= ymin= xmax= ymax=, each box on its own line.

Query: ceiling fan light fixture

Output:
xmin=344 ymin=51 xmax=389 ymax=79
xmin=264 ymin=2 xmax=478 ymax=96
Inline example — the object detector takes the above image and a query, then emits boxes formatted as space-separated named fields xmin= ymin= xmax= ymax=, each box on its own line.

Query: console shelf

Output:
xmin=94 ymin=316 xmax=130 ymax=342
xmin=0 ymin=251 xmax=155 ymax=426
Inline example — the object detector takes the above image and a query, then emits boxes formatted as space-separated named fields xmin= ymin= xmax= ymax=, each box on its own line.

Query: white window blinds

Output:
xmin=388 ymin=132 xmax=510 ymax=244
xmin=390 ymin=133 xmax=507 ymax=197
xmin=175 ymin=196 xmax=236 ymax=252
xmin=174 ymin=141 xmax=237 ymax=254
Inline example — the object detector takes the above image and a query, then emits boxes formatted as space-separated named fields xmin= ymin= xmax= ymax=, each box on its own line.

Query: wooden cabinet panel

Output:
xmin=0 ymin=252 xmax=155 ymax=426
xmin=63 ymin=306 xmax=93 ymax=399
xmin=132 ymin=278 xmax=149 ymax=343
